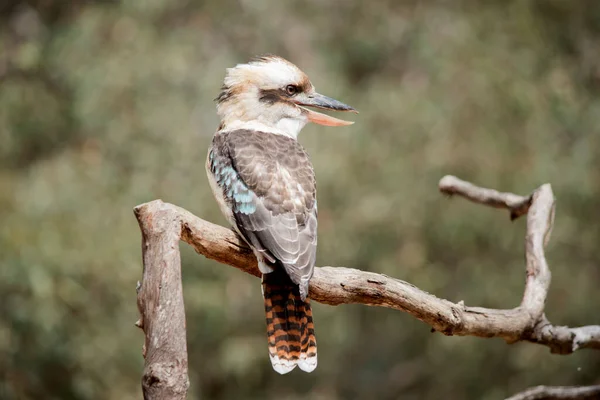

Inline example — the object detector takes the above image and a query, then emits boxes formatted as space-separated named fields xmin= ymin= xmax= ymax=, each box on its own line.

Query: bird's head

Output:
xmin=216 ymin=55 xmax=357 ymax=138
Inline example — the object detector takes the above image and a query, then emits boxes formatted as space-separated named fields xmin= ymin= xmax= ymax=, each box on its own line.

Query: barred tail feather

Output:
xmin=297 ymin=298 xmax=317 ymax=372
xmin=263 ymin=271 xmax=317 ymax=374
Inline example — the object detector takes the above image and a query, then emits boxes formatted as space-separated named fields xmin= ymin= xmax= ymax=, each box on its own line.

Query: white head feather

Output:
xmin=216 ymin=55 xmax=314 ymax=139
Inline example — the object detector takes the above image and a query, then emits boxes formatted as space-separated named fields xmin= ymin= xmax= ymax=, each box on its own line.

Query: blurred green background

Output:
xmin=1 ymin=1 xmax=599 ymax=399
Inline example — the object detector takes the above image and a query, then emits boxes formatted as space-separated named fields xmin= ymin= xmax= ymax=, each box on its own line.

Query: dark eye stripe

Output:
xmin=259 ymin=88 xmax=286 ymax=104
xmin=258 ymin=86 xmax=301 ymax=105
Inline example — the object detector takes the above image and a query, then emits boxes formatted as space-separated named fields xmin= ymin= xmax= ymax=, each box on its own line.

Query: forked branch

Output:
xmin=134 ymin=175 xmax=600 ymax=399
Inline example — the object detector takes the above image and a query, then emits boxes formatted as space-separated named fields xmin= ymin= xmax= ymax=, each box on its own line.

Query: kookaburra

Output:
xmin=206 ymin=55 xmax=357 ymax=374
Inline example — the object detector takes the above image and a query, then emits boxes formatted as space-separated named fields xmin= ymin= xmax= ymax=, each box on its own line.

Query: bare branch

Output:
xmin=439 ymin=175 xmax=532 ymax=220
xmin=135 ymin=202 xmax=190 ymax=399
xmin=505 ymin=384 xmax=600 ymax=400
xmin=133 ymin=175 xmax=600 ymax=398
xmin=529 ymin=315 xmax=600 ymax=354
xmin=133 ymin=176 xmax=599 ymax=356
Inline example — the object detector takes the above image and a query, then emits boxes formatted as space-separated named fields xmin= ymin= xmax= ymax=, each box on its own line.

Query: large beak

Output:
xmin=294 ymin=92 xmax=358 ymax=127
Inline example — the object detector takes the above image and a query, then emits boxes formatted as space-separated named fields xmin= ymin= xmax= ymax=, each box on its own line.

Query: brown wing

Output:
xmin=210 ymin=129 xmax=317 ymax=299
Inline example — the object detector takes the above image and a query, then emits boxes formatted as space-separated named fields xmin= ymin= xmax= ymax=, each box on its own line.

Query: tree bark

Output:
xmin=135 ymin=203 xmax=190 ymax=399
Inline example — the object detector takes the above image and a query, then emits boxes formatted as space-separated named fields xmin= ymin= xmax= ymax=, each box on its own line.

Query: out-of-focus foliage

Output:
xmin=1 ymin=0 xmax=599 ymax=399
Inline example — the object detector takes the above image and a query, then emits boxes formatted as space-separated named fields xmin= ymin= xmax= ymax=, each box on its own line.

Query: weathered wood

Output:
xmin=134 ymin=175 xmax=600 ymax=399
xmin=135 ymin=202 xmax=189 ymax=399
xmin=505 ymin=384 xmax=600 ymax=400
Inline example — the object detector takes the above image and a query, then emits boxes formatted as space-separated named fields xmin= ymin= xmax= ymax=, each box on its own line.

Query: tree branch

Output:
xmin=439 ymin=175 xmax=533 ymax=220
xmin=135 ymin=203 xmax=190 ymax=399
xmin=505 ymin=384 xmax=600 ymax=400
xmin=133 ymin=175 xmax=600 ymax=398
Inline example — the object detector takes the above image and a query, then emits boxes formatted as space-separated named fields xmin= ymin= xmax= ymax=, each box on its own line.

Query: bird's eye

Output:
xmin=285 ymin=85 xmax=299 ymax=96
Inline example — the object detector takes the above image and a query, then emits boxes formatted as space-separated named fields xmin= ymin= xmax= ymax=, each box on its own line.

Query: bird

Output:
xmin=206 ymin=55 xmax=357 ymax=374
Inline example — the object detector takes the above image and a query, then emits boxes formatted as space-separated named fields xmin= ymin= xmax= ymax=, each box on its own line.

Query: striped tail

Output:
xmin=262 ymin=270 xmax=317 ymax=374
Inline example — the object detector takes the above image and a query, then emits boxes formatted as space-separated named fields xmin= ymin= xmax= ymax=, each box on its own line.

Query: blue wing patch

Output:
xmin=210 ymin=150 xmax=257 ymax=215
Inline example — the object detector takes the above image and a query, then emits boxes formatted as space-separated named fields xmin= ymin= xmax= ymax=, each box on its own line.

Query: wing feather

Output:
xmin=210 ymin=129 xmax=317 ymax=296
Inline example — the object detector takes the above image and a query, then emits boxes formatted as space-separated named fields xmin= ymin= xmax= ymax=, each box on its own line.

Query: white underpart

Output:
xmin=274 ymin=118 xmax=306 ymax=139
xmin=219 ymin=120 xmax=305 ymax=140
xmin=270 ymin=354 xmax=297 ymax=375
